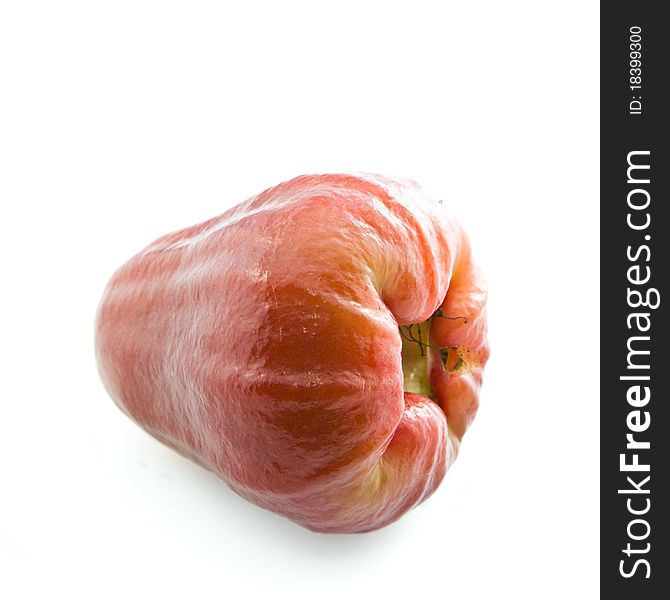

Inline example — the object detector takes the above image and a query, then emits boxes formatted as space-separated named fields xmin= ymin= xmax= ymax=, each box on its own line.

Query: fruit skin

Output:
xmin=95 ymin=173 xmax=489 ymax=533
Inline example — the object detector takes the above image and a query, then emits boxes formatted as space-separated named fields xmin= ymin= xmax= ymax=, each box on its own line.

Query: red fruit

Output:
xmin=95 ymin=173 xmax=489 ymax=533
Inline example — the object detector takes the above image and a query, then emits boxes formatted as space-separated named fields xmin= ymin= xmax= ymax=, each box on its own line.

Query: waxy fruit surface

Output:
xmin=95 ymin=173 xmax=489 ymax=533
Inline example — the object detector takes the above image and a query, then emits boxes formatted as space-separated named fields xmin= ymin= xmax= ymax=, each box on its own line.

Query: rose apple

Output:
xmin=95 ymin=173 xmax=489 ymax=533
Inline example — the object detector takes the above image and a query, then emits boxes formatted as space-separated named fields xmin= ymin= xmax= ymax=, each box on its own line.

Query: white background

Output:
xmin=0 ymin=2 xmax=599 ymax=598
